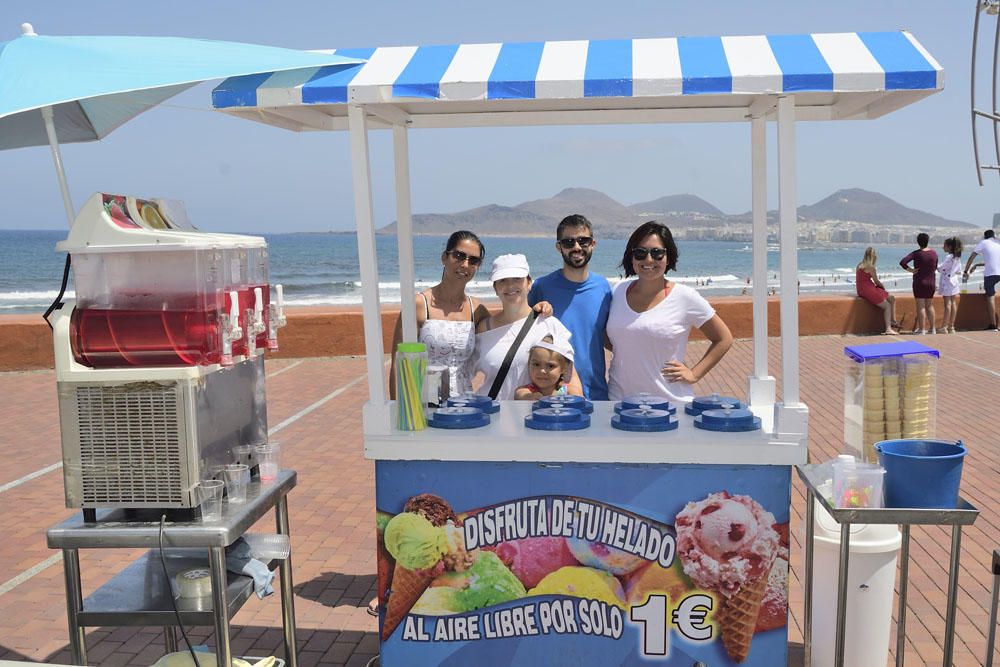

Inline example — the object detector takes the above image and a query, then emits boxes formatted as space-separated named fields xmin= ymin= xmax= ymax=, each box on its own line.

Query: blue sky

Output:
xmin=0 ymin=1 xmax=995 ymax=233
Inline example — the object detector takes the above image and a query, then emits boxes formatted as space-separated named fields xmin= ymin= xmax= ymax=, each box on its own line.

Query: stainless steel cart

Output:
xmin=796 ymin=464 xmax=979 ymax=667
xmin=46 ymin=469 xmax=298 ymax=667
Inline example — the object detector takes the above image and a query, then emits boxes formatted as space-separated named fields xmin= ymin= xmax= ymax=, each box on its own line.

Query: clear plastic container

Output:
xmin=833 ymin=459 xmax=885 ymax=508
xmin=843 ymin=342 xmax=938 ymax=463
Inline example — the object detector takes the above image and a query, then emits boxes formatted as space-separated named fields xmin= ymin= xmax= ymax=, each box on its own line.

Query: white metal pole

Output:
xmin=348 ymin=105 xmax=388 ymax=408
xmin=41 ymin=106 xmax=76 ymax=227
xmin=393 ymin=123 xmax=418 ymax=343
xmin=751 ymin=115 xmax=768 ymax=379
xmin=776 ymin=97 xmax=801 ymax=406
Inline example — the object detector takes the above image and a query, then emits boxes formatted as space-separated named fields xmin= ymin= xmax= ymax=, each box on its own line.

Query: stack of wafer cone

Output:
xmin=716 ymin=573 xmax=769 ymax=663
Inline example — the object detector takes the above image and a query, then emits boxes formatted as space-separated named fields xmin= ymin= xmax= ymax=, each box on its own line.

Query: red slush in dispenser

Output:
xmin=63 ymin=193 xmax=285 ymax=369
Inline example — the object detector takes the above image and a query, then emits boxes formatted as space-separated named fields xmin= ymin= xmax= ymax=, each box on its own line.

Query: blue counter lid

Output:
xmin=533 ymin=395 xmax=594 ymax=414
xmin=525 ymin=407 xmax=590 ymax=431
xmin=693 ymin=407 xmax=762 ymax=432
xmin=429 ymin=406 xmax=490 ymax=429
xmin=844 ymin=341 xmax=940 ymax=363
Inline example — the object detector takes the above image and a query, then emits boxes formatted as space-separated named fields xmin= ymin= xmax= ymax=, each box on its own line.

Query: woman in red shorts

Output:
xmin=856 ymin=246 xmax=899 ymax=334
xmin=900 ymin=233 xmax=939 ymax=334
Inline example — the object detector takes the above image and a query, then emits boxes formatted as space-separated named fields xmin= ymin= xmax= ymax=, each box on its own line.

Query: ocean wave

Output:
xmin=0 ymin=289 xmax=74 ymax=301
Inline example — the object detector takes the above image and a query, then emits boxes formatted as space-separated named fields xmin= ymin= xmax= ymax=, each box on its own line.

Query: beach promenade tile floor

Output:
xmin=0 ymin=332 xmax=997 ymax=666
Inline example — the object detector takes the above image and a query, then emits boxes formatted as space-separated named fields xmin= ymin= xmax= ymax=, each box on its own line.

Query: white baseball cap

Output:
xmin=530 ymin=335 xmax=575 ymax=378
xmin=491 ymin=253 xmax=530 ymax=282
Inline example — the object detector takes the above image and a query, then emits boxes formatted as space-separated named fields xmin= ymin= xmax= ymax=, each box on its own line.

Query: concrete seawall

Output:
xmin=3 ymin=293 xmax=993 ymax=371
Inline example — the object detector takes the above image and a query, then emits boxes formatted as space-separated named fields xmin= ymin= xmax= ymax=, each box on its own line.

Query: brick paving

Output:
xmin=0 ymin=332 xmax=997 ymax=666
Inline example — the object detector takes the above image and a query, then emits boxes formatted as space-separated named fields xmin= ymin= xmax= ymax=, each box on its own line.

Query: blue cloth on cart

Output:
xmin=225 ymin=538 xmax=274 ymax=599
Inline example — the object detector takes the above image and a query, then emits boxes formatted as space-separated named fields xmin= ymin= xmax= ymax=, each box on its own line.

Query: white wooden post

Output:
xmin=747 ymin=113 xmax=776 ymax=410
xmin=348 ymin=105 xmax=390 ymax=431
xmin=775 ymin=96 xmax=809 ymax=436
xmin=393 ymin=123 xmax=418 ymax=343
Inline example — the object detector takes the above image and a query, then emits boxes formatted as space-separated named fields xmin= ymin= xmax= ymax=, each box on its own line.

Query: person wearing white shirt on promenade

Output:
xmin=963 ymin=229 xmax=1000 ymax=330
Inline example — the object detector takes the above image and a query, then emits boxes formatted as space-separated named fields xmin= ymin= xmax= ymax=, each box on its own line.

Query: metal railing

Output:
xmin=972 ymin=0 xmax=1000 ymax=184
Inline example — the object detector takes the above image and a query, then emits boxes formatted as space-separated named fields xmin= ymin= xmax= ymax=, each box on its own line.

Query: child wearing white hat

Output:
xmin=515 ymin=335 xmax=582 ymax=400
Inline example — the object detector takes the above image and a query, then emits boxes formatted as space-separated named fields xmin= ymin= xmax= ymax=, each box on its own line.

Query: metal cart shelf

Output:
xmin=46 ymin=469 xmax=298 ymax=667
xmin=796 ymin=464 xmax=979 ymax=667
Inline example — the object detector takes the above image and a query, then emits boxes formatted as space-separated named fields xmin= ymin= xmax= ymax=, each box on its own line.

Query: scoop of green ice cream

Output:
xmin=384 ymin=512 xmax=448 ymax=570
xmin=455 ymin=551 xmax=527 ymax=612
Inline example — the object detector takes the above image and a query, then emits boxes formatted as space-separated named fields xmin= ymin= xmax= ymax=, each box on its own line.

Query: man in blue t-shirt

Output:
xmin=528 ymin=214 xmax=612 ymax=400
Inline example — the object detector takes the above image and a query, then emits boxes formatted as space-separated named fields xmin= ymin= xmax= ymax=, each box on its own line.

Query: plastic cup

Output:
xmin=232 ymin=444 xmax=253 ymax=465
xmin=222 ymin=464 xmax=250 ymax=504
xmin=255 ymin=443 xmax=279 ymax=483
xmin=196 ymin=480 xmax=224 ymax=521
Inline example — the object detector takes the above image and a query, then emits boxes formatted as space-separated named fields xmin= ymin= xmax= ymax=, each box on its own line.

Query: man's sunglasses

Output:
xmin=558 ymin=236 xmax=594 ymax=249
xmin=631 ymin=247 xmax=667 ymax=261
xmin=446 ymin=250 xmax=482 ymax=266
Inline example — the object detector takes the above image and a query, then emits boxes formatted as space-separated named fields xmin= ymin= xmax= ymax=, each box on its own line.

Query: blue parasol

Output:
xmin=0 ymin=23 xmax=363 ymax=225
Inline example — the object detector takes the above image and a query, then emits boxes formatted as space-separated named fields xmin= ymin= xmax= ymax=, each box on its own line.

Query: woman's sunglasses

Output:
xmin=558 ymin=236 xmax=594 ymax=249
xmin=631 ymin=247 xmax=667 ymax=261
xmin=446 ymin=249 xmax=482 ymax=266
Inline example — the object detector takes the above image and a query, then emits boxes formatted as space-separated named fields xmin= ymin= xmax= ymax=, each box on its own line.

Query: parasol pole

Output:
xmin=41 ymin=105 xmax=76 ymax=227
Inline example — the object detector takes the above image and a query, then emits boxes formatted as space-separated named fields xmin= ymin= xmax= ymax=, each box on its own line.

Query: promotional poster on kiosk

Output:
xmin=375 ymin=461 xmax=791 ymax=666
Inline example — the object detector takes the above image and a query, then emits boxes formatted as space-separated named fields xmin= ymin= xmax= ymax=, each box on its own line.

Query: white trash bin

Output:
xmin=811 ymin=498 xmax=901 ymax=667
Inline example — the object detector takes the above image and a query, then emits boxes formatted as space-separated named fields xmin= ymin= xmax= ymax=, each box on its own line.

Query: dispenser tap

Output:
xmin=221 ymin=290 xmax=243 ymax=366
xmin=268 ymin=284 xmax=286 ymax=351
xmin=248 ymin=287 xmax=266 ymax=356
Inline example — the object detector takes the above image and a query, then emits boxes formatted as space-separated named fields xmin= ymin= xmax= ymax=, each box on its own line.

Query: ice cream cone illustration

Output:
xmin=375 ymin=511 xmax=395 ymax=608
xmin=381 ymin=494 xmax=474 ymax=640
xmin=675 ymin=491 xmax=779 ymax=664
xmin=381 ymin=512 xmax=448 ymax=640
xmin=715 ymin=570 xmax=769 ymax=662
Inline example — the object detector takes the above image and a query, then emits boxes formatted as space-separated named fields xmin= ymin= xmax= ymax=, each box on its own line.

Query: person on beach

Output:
xmin=937 ymin=237 xmax=963 ymax=334
xmin=606 ymin=221 xmax=733 ymax=403
xmin=963 ymin=229 xmax=1000 ymax=330
xmin=855 ymin=247 xmax=900 ymax=335
xmin=899 ymin=233 xmax=939 ymax=334
xmin=514 ymin=335 xmax=582 ymax=400
xmin=388 ymin=231 xmax=491 ymax=400
xmin=475 ymin=254 xmax=581 ymax=400
xmin=528 ymin=214 xmax=612 ymax=400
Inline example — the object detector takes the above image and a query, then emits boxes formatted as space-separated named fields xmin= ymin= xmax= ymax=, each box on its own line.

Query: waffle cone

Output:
xmin=380 ymin=563 xmax=434 ymax=640
xmin=376 ymin=532 xmax=395 ymax=608
xmin=716 ymin=574 xmax=768 ymax=663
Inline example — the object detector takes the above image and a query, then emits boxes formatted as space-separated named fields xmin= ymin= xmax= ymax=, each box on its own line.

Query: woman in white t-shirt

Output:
xmin=475 ymin=254 xmax=581 ymax=400
xmin=606 ymin=222 xmax=734 ymax=403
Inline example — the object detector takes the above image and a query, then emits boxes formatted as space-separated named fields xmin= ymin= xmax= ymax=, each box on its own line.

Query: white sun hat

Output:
xmin=490 ymin=253 xmax=530 ymax=282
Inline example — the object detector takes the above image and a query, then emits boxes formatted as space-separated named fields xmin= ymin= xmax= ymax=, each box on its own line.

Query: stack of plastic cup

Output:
xmin=196 ymin=480 xmax=224 ymax=521
xmin=255 ymin=443 xmax=280 ymax=483
xmin=395 ymin=342 xmax=428 ymax=430
xmin=223 ymin=463 xmax=250 ymax=503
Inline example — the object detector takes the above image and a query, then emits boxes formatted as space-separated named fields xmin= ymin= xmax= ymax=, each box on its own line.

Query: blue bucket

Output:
xmin=874 ymin=439 xmax=966 ymax=509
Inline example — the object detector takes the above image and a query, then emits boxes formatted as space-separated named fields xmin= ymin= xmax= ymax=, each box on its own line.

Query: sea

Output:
xmin=0 ymin=229 xmax=929 ymax=315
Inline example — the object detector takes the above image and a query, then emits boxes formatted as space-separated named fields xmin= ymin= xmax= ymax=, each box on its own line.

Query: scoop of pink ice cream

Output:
xmin=674 ymin=491 xmax=779 ymax=598
xmin=485 ymin=536 xmax=579 ymax=589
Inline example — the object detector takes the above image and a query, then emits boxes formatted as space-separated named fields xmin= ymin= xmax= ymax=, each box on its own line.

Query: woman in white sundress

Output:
xmin=389 ymin=231 xmax=491 ymax=399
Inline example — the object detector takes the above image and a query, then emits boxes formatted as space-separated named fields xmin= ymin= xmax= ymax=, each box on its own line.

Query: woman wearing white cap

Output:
xmin=474 ymin=254 xmax=582 ymax=400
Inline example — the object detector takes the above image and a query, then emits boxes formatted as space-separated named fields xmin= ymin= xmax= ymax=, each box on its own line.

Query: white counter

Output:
xmin=364 ymin=401 xmax=807 ymax=465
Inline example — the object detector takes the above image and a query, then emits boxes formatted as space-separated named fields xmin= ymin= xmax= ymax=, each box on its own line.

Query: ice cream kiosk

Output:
xmin=214 ymin=30 xmax=943 ymax=665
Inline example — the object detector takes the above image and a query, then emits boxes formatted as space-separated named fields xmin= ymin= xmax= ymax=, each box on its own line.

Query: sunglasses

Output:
xmin=446 ymin=250 xmax=482 ymax=266
xmin=558 ymin=236 xmax=594 ymax=249
xmin=631 ymin=247 xmax=668 ymax=261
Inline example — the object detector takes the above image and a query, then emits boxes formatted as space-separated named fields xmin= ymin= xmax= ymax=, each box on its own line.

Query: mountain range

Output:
xmin=377 ymin=187 xmax=973 ymax=237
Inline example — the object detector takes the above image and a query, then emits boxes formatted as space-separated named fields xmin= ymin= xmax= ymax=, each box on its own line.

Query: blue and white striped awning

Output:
xmin=213 ymin=31 xmax=943 ymax=129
